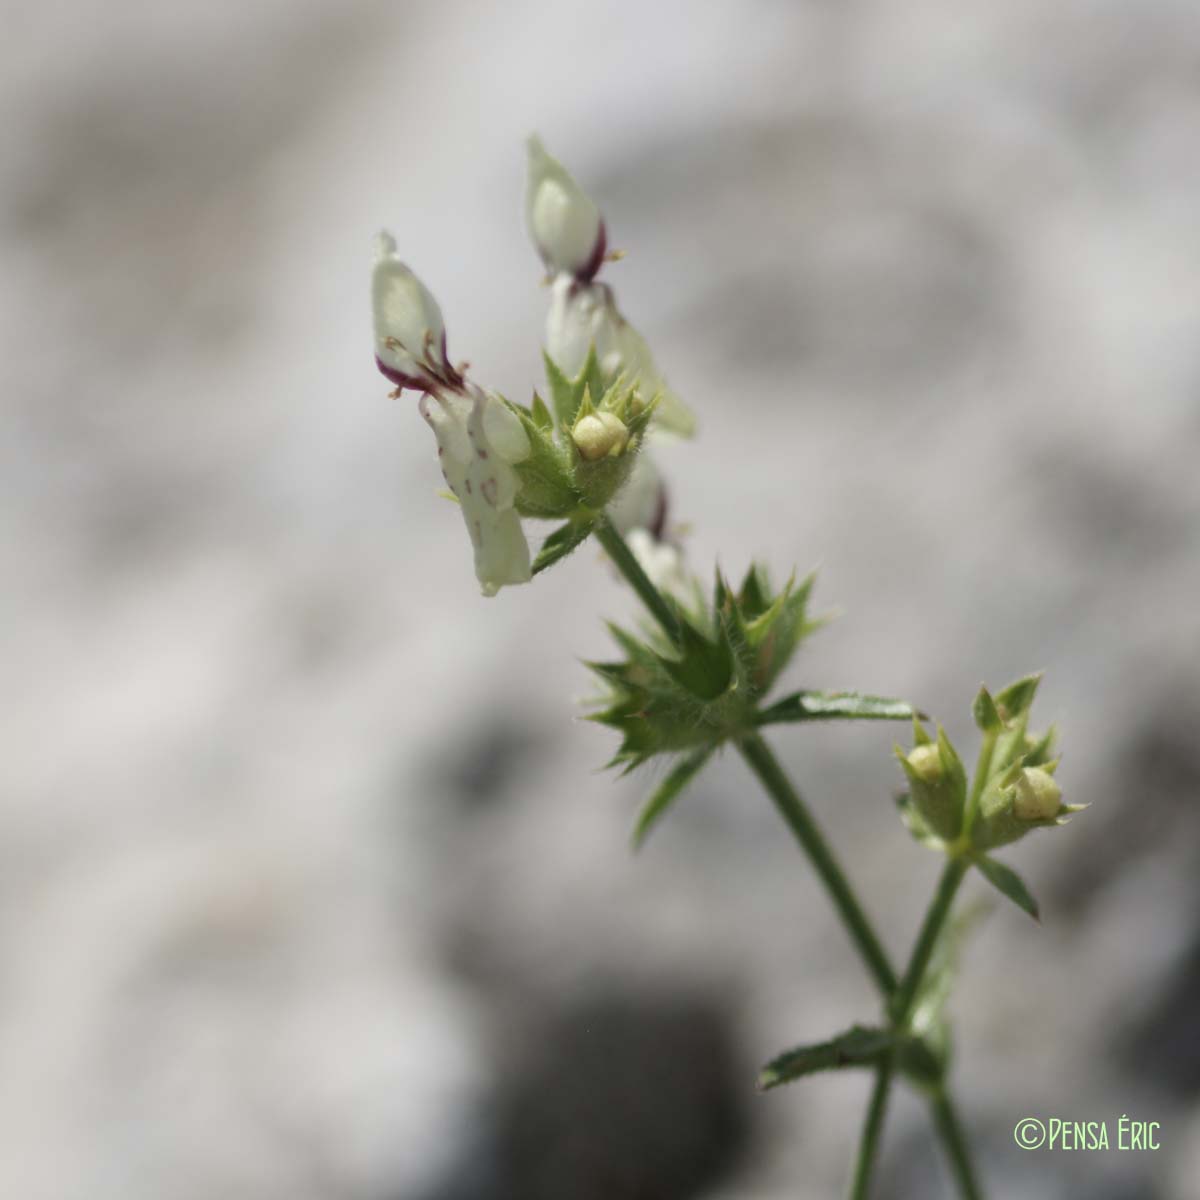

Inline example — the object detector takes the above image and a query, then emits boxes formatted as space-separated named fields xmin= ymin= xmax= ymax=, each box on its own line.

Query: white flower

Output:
xmin=545 ymin=276 xmax=695 ymax=437
xmin=372 ymin=231 xmax=462 ymax=392
xmin=525 ymin=136 xmax=606 ymax=281
xmin=419 ymin=385 xmax=533 ymax=596
xmin=371 ymin=232 xmax=534 ymax=596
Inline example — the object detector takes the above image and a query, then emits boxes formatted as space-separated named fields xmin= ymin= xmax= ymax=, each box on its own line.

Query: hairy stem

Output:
xmin=594 ymin=516 xmax=681 ymax=645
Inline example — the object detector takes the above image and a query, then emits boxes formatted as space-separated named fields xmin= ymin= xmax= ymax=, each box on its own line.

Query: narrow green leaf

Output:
xmin=531 ymin=519 xmax=596 ymax=575
xmin=756 ymin=690 xmax=919 ymax=727
xmin=631 ymin=747 xmax=714 ymax=850
xmin=758 ymin=1026 xmax=897 ymax=1091
xmin=975 ymin=855 xmax=1040 ymax=921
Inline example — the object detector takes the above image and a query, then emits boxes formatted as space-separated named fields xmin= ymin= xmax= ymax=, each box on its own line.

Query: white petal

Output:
xmin=372 ymin=231 xmax=447 ymax=381
xmin=473 ymin=509 xmax=532 ymax=596
xmin=480 ymin=395 xmax=531 ymax=464
xmin=545 ymin=277 xmax=618 ymax=379
xmin=526 ymin=136 xmax=603 ymax=277
xmin=419 ymin=389 xmax=532 ymax=596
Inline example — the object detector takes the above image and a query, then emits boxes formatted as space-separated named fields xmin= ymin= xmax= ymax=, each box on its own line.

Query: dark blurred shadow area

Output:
xmin=3 ymin=2 xmax=1200 ymax=1198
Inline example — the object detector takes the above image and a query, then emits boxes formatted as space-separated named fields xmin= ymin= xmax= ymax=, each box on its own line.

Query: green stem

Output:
xmin=891 ymin=858 xmax=968 ymax=1025
xmin=930 ymin=1087 xmax=984 ymax=1200
xmin=738 ymin=732 xmax=897 ymax=996
xmin=890 ymin=857 xmax=985 ymax=1199
xmin=849 ymin=1062 xmax=893 ymax=1200
xmin=594 ymin=517 xmax=682 ymax=645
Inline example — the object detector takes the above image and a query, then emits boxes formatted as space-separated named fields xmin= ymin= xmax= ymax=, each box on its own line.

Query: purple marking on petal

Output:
xmin=577 ymin=219 xmax=607 ymax=283
xmin=375 ymin=355 xmax=425 ymax=391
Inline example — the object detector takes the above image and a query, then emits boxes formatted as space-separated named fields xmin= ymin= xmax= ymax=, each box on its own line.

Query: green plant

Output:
xmin=368 ymin=137 xmax=1082 ymax=1198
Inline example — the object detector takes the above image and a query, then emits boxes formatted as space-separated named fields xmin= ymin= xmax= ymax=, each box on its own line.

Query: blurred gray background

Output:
xmin=4 ymin=1 xmax=1200 ymax=1197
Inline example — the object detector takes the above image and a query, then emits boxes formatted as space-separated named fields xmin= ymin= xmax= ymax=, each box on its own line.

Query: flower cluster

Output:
xmin=894 ymin=673 xmax=1085 ymax=919
xmin=371 ymin=139 xmax=693 ymax=597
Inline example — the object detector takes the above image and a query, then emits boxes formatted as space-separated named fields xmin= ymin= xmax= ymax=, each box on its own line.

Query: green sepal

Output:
xmin=631 ymin=746 xmax=714 ymax=850
xmin=586 ymin=623 xmax=721 ymax=770
xmin=743 ymin=570 xmax=824 ymax=691
xmin=502 ymin=398 xmax=581 ymax=519
xmin=530 ymin=390 xmax=554 ymax=432
xmin=757 ymin=691 xmax=919 ymax=727
xmin=657 ymin=615 xmax=733 ymax=702
xmin=972 ymin=686 xmax=1002 ymax=734
xmin=935 ymin=725 xmax=969 ymax=813
xmin=543 ymin=345 xmax=604 ymax=429
xmin=973 ymin=775 xmax=1069 ymax=850
xmin=1022 ymin=725 xmax=1058 ymax=768
xmin=911 ymin=716 xmax=933 ymax=746
xmin=758 ymin=1026 xmax=898 ymax=1091
xmin=737 ymin=563 xmax=772 ymax=621
xmin=974 ymin=854 xmax=1040 ymax=921
xmin=531 ymin=518 xmax=597 ymax=575
xmin=895 ymin=792 xmax=946 ymax=850
xmin=894 ymin=735 xmax=964 ymax=843
xmin=994 ymin=672 xmax=1043 ymax=723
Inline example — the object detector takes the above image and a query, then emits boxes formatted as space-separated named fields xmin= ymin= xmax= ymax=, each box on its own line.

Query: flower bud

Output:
xmin=974 ymin=766 xmax=1065 ymax=849
xmin=525 ymin=136 xmax=606 ymax=281
xmin=898 ymin=739 xmax=964 ymax=841
xmin=907 ymin=743 xmax=943 ymax=784
xmin=572 ymin=410 xmax=629 ymax=461
xmin=1012 ymin=767 xmax=1062 ymax=821
xmin=372 ymin=231 xmax=461 ymax=392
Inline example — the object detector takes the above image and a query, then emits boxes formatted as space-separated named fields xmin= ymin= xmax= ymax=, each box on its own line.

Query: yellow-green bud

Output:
xmin=907 ymin=744 xmax=943 ymax=785
xmin=899 ymin=740 xmax=963 ymax=842
xmin=1013 ymin=767 xmax=1062 ymax=821
xmin=572 ymin=410 xmax=629 ymax=461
